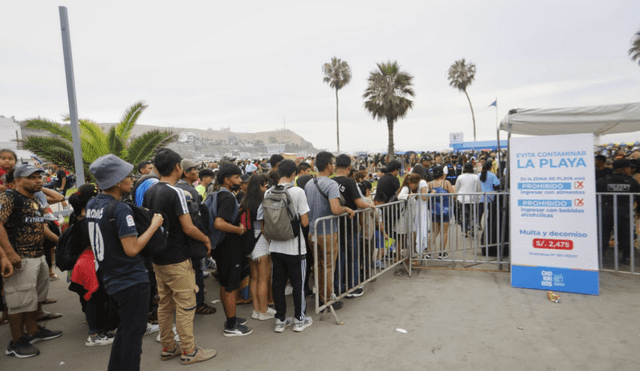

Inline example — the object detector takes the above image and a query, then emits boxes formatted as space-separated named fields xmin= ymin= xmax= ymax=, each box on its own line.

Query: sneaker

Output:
xmin=145 ymin=323 xmax=160 ymax=335
xmin=223 ymin=322 xmax=253 ymax=337
xmin=206 ymin=258 xmax=217 ymax=270
xmin=274 ymin=317 xmax=294 ymax=333
xmin=85 ymin=333 xmax=114 ymax=347
xmin=180 ymin=347 xmax=217 ymax=365
xmin=236 ymin=317 xmax=248 ymax=326
xmin=25 ymin=326 xmax=62 ymax=344
xmin=251 ymin=309 xmax=259 ymax=319
xmin=284 ymin=284 xmax=293 ymax=296
xmin=293 ymin=317 xmax=313 ymax=332
xmin=438 ymin=252 xmax=449 ymax=260
xmin=5 ymin=337 xmax=40 ymax=358
xmin=346 ymin=288 xmax=364 ymax=299
xmin=202 ymin=270 xmax=211 ymax=278
xmin=156 ymin=325 xmax=180 ymax=344
xmin=161 ymin=346 xmax=181 ymax=361
xmin=257 ymin=307 xmax=276 ymax=321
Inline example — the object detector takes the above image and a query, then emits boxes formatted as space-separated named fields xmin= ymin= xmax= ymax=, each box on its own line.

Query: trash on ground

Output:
xmin=547 ymin=291 xmax=561 ymax=303
xmin=517 ymin=327 xmax=524 ymax=330
xmin=396 ymin=328 xmax=407 ymax=333
xmin=210 ymin=300 xmax=220 ymax=304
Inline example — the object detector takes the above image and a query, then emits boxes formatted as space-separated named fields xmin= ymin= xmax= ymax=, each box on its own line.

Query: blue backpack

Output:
xmin=203 ymin=188 xmax=239 ymax=250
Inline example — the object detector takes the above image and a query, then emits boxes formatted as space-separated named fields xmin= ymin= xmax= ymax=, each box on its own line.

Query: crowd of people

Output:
xmin=0 ymin=141 xmax=639 ymax=369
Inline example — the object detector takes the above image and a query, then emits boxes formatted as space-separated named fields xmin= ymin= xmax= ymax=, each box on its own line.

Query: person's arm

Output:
xmin=41 ymin=188 xmax=65 ymax=204
xmin=180 ymin=213 xmax=212 ymax=252
xmin=0 ymin=245 xmax=13 ymax=278
xmin=214 ymin=217 xmax=245 ymax=235
xmin=329 ymin=197 xmax=354 ymax=218
xmin=300 ymin=213 xmax=309 ymax=228
xmin=0 ymin=222 xmax=21 ymax=269
xmin=44 ymin=224 xmax=59 ymax=243
xmin=58 ymin=176 xmax=66 ymax=192
xmin=446 ymin=181 xmax=456 ymax=194
xmin=120 ymin=213 xmax=164 ymax=257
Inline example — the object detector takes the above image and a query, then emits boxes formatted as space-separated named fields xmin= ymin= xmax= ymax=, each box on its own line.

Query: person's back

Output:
xmin=305 ymin=176 xmax=339 ymax=236
xmin=456 ymin=172 xmax=481 ymax=204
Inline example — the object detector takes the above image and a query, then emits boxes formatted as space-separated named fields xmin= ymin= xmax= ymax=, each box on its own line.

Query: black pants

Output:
xmin=108 ymin=282 xmax=150 ymax=371
xmin=144 ymin=256 xmax=158 ymax=315
xmin=192 ymin=257 xmax=204 ymax=306
xmin=82 ymin=286 xmax=120 ymax=334
xmin=271 ymin=252 xmax=306 ymax=321
xmin=600 ymin=214 xmax=631 ymax=259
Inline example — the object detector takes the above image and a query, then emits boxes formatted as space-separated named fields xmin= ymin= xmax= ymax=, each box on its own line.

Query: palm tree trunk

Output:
xmin=387 ymin=118 xmax=395 ymax=161
xmin=335 ymin=88 xmax=340 ymax=154
xmin=463 ymin=89 xmax=476 ymax=142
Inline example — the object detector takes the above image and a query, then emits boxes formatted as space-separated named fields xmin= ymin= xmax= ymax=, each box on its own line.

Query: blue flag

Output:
xmin=489 ymin=100 xmax=497 ymax=107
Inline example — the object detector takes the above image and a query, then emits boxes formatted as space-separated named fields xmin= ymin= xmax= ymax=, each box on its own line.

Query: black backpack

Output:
xmin=105 ymin=200 xmax=169 ymax=257
xmin=55 ymin=221 xmax=81 ymax=271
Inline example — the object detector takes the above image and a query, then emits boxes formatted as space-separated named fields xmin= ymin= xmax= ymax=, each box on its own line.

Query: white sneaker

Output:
xmin=284 ymin=285 xmax=293 ymax=296
xmin=85 ymin=333 xmax=114 ymax=347
xmin=156 ymin=325 xmax=180 ymax=344
xmin=274 ymin=317 xmax=294 ymax=333
xmin=293 ymin=317 xmax=313 ymax=332
xmin=257 ymin=307 xmax=276 ymax=321
xmin=145 ymin=323 xmax=159 ymax=335
xmin=251 ymin=309 xmax=259 ymax=319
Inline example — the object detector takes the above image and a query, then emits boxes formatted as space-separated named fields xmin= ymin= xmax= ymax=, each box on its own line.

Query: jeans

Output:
xmin=108 ymin=283 xmax=150 ymax=371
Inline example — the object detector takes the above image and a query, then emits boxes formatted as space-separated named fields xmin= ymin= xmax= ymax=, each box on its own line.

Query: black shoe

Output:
xmin=5 ymin=337 xmax=40 ymax=358
xmin=331 ymin=300 xmax=344 ymax=310
xmin=346 ymin=288 xmax=364 ymax=299
xmin=236 ymin=317 xmax=248 ymax=326
xmin=25 ymin=326 xmax=62 ymax=344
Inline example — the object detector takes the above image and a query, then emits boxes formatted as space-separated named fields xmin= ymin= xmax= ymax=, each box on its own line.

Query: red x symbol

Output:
xmin=575 ymin=199 xmax=584 ymax=206
xmin=574 ymin=181 xmax=584 ymax=189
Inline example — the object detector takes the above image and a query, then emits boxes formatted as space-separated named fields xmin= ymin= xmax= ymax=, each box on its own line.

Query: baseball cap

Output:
xmin=14 ymin=164 xmax=45 ymax=178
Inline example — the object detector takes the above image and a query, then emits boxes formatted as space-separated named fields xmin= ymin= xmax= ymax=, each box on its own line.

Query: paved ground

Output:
xmin=2 ymin=264 xmax=639 ymax=371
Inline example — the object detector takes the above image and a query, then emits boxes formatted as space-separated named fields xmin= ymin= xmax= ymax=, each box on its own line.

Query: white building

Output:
xmin=0 ymin=116 xmax=34 ymax=165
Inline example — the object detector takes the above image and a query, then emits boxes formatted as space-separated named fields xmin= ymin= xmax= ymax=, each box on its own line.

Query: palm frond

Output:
xmin=25 ymin=118 xmax=73 ymax=142
xmin=117 ymin=101 xmax=147 ymax=142
xmin=125 ymin=129 xmax=178 ymax=165
xmin=322 ymin=57 xmax=352 ymax=90
xmin=22 ymin=136 xmax=75 ymax=169
xmin=629 ymin=31 xmax=640 ymax=65
xmin=108 ymin=127 xmax=125 ymax=157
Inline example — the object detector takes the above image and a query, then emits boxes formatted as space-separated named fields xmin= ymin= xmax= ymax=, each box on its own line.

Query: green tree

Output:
xmin=629 ymin=31 xmax=640 ymax=65
xmin=22 ymin=101 xmax=177 ymax=181
xmin=448 ymin=58 xmax=477 ymax=142
xmin=323 ymin=57 xmax=352 ymax=154
xmin=362 ymin=61 xmax=414 ymax=161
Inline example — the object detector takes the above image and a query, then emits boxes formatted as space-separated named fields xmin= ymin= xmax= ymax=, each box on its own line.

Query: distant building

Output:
xmin=267 ymin=143 xmax=286 ymax=155
xmin=0 ymin=116 xmax=36 ymax=165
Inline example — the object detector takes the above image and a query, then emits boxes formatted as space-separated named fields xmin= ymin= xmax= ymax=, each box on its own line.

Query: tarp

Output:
xmin=499 ymin=102 xmax=640 ymax=136
xmin=450 ymin=140 xmax=508 ymax=151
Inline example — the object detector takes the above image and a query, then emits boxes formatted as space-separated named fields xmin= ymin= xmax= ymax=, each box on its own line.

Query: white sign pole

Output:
xmin=510 ymin=133 xmax=599 ymax=295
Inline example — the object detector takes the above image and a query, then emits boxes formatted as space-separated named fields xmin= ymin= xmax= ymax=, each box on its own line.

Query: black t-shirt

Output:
xmin=377 ymin=173 xmax=400 ymax=201
xmin=55 ymin=169 xmax=66 ymax=188
xmin=333 ymin=176 xmax=361 ymax=235
xmin=214 ymin=189 xmax=242 ymax=256
xmin=595 ymin=167 xmax=612 ymax=181
xmin=176 ymin=180 xmax=202 ymax=204
xmin=143 ymin=182 xmax=190 ymax=265
xmin=296 ymin=175 xmax=312 ymax=190
xmin=596 ymin=173 xmax=640 ymax=217
xmin=235 ymin=191 xmax=245 ymax=203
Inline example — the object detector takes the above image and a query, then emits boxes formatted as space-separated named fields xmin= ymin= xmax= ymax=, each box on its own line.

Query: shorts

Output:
xmin=249 ymin=235 xmax=270 ymax=261
xmin=431 ymin=213 xmax=450 ymax=223
xmin=212 ymin=238 xmax=245 ymax=292
xmin=3 ymin=256 xmax=49 ymax=314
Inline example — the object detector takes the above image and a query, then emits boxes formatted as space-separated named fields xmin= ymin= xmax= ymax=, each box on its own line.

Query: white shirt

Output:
xmin=455 ymin=173 xmax=482 ymax=204
xmin=257 ymin=185 xmax=310 ymax=256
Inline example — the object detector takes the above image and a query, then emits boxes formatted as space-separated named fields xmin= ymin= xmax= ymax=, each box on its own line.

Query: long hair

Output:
xmin=239 ymin=173 xmax=270 ymax=220
xmin=480 ymin=160 xmax=492 ymax=182
xmin=400 ymin=173 xmax=420 ymax=194
xmin=68 ymin=183 xmax=99 ymax=225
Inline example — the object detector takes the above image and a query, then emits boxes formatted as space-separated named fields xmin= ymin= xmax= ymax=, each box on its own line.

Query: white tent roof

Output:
xmin=499 ymin=102 xmax=640 ymax=136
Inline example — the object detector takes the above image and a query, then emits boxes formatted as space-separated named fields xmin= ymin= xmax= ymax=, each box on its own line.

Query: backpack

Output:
xmin=105 ymin=199 xmax=169 ymax=257
xmin=175 ymin=182 xmax=210 ymax=259
xmin=127 ymin=173 xmax=159 ymax=205
xmin=55 ymin=221 xmax=82 ymax=271
xmin=262 ymin=184 xmax=300 ymax=241
xmin=203 ymin=188 xmax=239 ymax=250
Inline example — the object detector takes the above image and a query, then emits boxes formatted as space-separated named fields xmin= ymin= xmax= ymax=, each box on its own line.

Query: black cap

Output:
xmin=612 ymin=159 xmax=631 ymax=169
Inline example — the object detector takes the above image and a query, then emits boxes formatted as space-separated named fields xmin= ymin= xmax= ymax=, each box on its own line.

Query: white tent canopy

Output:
xmin=499 ymin=102 xmax=640 ymax=136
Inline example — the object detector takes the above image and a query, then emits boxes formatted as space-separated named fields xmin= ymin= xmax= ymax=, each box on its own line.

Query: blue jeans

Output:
xmin=334 ymin=231 xmax=360 ymax=295
xmin=108 ymin=282 xmax=150 ymax=371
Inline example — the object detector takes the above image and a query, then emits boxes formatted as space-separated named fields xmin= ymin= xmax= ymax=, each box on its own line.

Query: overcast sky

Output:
xmin=2 ymin=0 xmax=640 ymax=152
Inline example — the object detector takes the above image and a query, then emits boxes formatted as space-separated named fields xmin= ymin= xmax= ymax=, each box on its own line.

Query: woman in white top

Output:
xmin=410 ymin=165 xmax=431 ymax=255
xmin=397 ymin=174 xmax=421 ymax=259
xmin=454 ymin=162 xmax=482 ymax=237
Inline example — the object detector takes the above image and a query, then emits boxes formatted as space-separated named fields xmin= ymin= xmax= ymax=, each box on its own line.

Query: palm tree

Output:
xmin=362 ymin=61 xmax=414 ymax=161
xmin=629 ymin=31 xmax=640 ymax=65
xmin=22 ymin=101 xmax=177 ymax=181
xmin=322 ymin=57 xmax=352 ymax=154
xmin=448 ymin=58 xmax=477 ymax=142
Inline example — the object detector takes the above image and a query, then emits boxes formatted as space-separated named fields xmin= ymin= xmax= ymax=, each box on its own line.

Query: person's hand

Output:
xmin=0 ymin=184 xmax=6 ymax=193
xmin=151 ymin=213 xmax=164 ymax=228
xmin=345 ymin=207 xmax=355 ymax=218
xmin=205 ymin=240 xmax=212 ymax=254
xmin=1 ymin=255 xmax=13 ymax=278
xmin=7 ymin=251 xmax=21 ymax=270
xmin=238 ymin=224 xmax=246 ymax=235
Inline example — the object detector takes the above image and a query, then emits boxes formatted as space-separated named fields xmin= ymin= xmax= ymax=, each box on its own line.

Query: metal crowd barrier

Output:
xmin=312 ymin=199 xmax=409 ymax=324
xmin=312 ymin=191 xmax=640 ymax=324
xmin=596 ymin=192 xmax=639 ymax=275
xmin=406 ymin=191 xmax=511 ymax=274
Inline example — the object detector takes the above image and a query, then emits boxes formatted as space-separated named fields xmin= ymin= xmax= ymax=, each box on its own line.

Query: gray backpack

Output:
xmin=262 ymin=184 xmax=300 ymax=241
